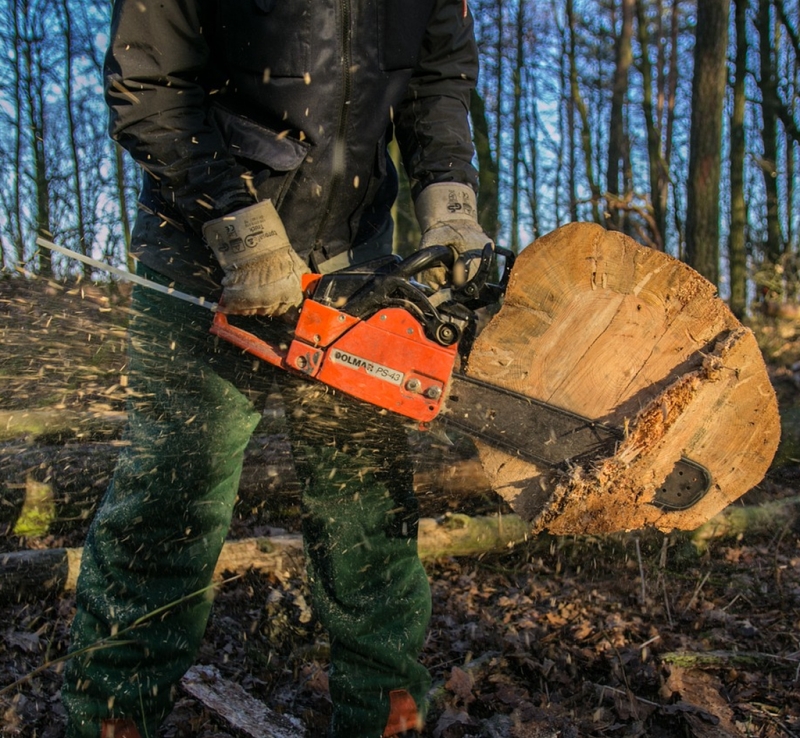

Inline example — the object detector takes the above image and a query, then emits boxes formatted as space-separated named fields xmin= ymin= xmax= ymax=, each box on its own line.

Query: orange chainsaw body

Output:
xmin=209 ymin=245 xmax=510 ymax=423
xmin=210 ymin=299 xmax=458 ymax=423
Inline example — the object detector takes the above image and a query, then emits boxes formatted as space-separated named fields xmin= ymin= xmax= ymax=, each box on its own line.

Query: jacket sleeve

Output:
xmin=394 ymin=0 xmax=480 ymax=199
xmin=105 ymin=0 xmax=252 ymax=233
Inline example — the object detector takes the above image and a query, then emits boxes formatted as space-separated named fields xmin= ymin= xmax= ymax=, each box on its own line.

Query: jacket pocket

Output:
xmin=219 ymin=0 xmax=311 ymax=77
xmin=210 ymin=104 xmax=310 ymax=207
xmin=379 ymin=0 xmax=436 ymax=71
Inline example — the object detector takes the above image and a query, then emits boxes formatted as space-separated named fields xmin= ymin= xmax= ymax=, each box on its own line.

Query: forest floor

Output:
xmin=1 ymin=274 xmax=800 ymax=738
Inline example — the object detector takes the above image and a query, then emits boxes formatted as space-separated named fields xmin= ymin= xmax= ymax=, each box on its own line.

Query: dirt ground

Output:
xmin=1 ymin=275 xmax=800 ymax=737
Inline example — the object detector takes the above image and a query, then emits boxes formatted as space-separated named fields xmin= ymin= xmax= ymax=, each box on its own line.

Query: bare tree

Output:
xmin=17 ymin=0 xmax=55 ymax=276
xmin=607 ymin=0 xmax=635 ymax=233
xmin=685 ymin=0 xmax=730 ymax=285
xmin=60 ymin=0 xmax=89 ymax=277
xmin=470 ymin=90 xmax=500 ymax=242
xmin=567 ymin=0 xmax=603 ymax=224
xmin=557 ymin=6 xmax=577 ymax=224
xmin=756 ymin=0 xmax=784 ymax=274
xmin=0 ymin=0 xmax=28 ymax=268
xmin=635 ymin=0 xmax=672 ymax=250
xmin=728 ymin=0 xmax=749 ymax=317
xmin=509 ymin=0 xmax=526 ymax=252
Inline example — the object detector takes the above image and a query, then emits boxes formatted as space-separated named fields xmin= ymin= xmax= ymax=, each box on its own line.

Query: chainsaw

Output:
xmin=37 ymin=237 xmax=711 ymax=514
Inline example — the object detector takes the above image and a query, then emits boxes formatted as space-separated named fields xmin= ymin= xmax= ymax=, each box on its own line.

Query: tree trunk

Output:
xmin=756 ymin=0 xmax=784 ymax=272
xmin=567 ymin=0 xmax=602 ymax=225
xmin=559 ymin=14 xmax=575 ymax=224
xmin=635 ymin=0 xmax=667 ymax=250
xmin=525 ymin=73 xmax=541 ymax=240
xmin=492 ymin=0 xmax=504 ymax=223
xmin=509 ymin=2 xmax=522 ymax=253
xmin=685 ymin=0 xmax=730 ymax=286
xmin=469 ymin=89 xmax=500 ymax=242
xmin=20 ymin=8 xmax=53 ymax=278
xmin=666 ymin=0 xmax=683 ymax=258
xmin=61 ymin=0 xmax=89 ymax=276
xmin=464 ymin=223 xmax=780 ymax=535
xmin=10 ymin=0 xmax=25 ymax=269
xmin=728 ymin=0 xmax=749 ymax=319
xmin=607 ymin=0 xmax=635 ymax=234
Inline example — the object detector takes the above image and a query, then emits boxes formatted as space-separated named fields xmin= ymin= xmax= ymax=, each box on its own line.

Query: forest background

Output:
xmin=2 ymin=2 xmax=800 ymax=735
xmin=0 ymin=0 xmax=798 ymax=319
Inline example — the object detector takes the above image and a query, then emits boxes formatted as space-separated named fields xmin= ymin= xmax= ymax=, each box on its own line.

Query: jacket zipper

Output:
xmin=317 ymin=0 xmax=353 ymax=246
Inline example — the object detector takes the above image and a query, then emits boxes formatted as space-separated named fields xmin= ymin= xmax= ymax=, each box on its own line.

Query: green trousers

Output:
xmin=62 ymin=268 xmax=431 ymax=737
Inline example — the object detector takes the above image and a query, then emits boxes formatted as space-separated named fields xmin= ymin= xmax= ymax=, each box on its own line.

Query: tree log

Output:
xmin=0 ymin=513 xmax=529 ymax=601
xmin=0 ymin=408 xmax=127 ymax=442
xmin=662 ymin=650 xmax=798 ymax=670
xmin=467 ymin=223 xmax=781 ymax=534
xmin=1 ymin=229 xmax=783 ymax=539
xmin=0 ymin=435 xmax=493 ymax=540
xmin=690 ymin=495 xmax=800 ymax=551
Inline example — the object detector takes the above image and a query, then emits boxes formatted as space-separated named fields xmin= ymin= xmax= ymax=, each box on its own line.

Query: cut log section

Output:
xmin=465 ymin=223 xmax=781 ymax=534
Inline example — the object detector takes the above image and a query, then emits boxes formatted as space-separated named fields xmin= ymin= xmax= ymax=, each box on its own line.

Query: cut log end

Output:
xmin=468 ymin=224 xmax=781 ymax=534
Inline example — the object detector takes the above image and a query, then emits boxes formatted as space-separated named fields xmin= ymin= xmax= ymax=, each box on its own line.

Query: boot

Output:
xmin=100 ymin=719 xmax=142 ymax=738
xmin=382 ymin=690 xmax=422 ymax=737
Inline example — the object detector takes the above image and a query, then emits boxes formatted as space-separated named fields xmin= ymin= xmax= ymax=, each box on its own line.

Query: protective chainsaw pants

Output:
xmin=61 ymin=267 xmax=431 ymax=738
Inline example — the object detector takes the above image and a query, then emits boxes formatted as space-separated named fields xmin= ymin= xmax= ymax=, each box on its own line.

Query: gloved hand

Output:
xmin=415 ymin=182 xmax=493 ymax=289
xmin=203 ymin=199 xmax=309 ymax=317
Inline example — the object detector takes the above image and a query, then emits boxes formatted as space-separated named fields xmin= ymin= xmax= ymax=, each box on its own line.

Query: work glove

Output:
xmin=203 ymin=199 xmax=309 ymax=317
xmin=415 ymin=182 xmax=493 ymax=289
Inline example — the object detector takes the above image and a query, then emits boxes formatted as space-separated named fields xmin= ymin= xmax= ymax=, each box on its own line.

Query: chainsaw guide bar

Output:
xmin=441 ymin=374 xmax=712 ymax=511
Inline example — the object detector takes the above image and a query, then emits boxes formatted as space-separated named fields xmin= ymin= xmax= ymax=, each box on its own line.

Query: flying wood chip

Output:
xmin=465 ymin=223 xmax=781 ymax=534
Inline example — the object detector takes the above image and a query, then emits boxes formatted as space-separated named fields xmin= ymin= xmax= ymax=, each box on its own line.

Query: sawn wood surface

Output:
xmin=465 ymin=223 xmax=781 ymax=534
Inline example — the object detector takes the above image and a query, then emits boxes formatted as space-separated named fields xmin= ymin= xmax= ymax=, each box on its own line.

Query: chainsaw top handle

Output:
xmin=314 ymin=242 xmax=512 ymax=348
xmin=392 ymin=244 xmax=453 ymax=278
xmin=392 ymin=242 xmax=515 ymax=294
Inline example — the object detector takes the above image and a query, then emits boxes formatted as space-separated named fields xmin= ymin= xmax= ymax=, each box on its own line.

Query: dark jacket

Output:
xmin=105 ymin=0 xmax=479 ymax=291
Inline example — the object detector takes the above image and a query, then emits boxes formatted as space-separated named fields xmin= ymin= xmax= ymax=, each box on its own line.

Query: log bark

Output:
xmin=0 ymin=513 xmax=530 ymax=601
xmin=467 ymin=223 xmax=781 ymax=534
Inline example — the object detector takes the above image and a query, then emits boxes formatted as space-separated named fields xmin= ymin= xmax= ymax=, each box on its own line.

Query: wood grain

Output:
xmin=466 ymin=223 xmax=780 ymax=533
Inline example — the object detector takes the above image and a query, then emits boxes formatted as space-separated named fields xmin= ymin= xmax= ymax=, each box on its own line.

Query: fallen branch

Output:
xmin=662 ymin=650 xmax=800 ymax=670
xmin=691 ymin=495 xmax=800 ymax=551
xmin=418 ymin=513 xmax=530 ymax=558
xmin=0 ymin=408 xmax=126 ymax=442
xmin=181 ymin=664 xmax=306 ymax=738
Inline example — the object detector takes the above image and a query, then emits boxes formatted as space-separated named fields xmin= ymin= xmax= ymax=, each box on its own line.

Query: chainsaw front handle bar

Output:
xmin=394 ymin=244 xmax=454 ymax=278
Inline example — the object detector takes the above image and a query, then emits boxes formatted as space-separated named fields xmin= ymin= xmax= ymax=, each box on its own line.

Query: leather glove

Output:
xmin=203 ymin=199 xmax=309 ymax=317
xmin=415 ymin=183 xmax=493 ymax=289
